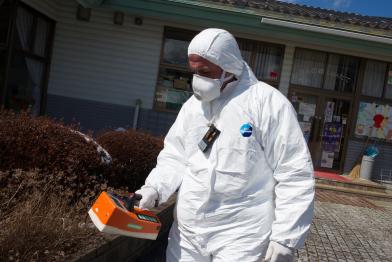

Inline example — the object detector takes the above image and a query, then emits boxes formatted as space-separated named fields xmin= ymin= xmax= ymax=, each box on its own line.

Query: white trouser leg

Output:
xmin=166 ymin=222 xmax=210 ymax=262
xmin=212 ymin=237 xmax=268 ymax=262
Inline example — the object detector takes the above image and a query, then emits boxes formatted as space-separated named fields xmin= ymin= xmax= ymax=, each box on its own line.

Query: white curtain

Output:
xmin=385 ymin=69 xmax=392 ymax=99
xmin=324 ymin=54 xmax=339 ymax=90
xmin=16 ymin=7 xmax=33 ymax=51
xmin=25 ymin=59 xmax=44 ymax=115
xmin=362 ymin=60 xmax=387 ymax=97
xmin=33 ymin=18 xmax=49 ymax=57
xmin=254 ymin=45 xmax=281 ymax=81
xmin=237 ymin=39 xmax=252 ymax=65
xmin=16 ymin=7 xmax=46 ymax=116
xmin=291 ymin=49 xmax=326 ymax=88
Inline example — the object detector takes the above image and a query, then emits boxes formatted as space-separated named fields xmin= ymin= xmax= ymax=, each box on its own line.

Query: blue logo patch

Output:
xmin=240 ymin=123 xmax=253 ymax=137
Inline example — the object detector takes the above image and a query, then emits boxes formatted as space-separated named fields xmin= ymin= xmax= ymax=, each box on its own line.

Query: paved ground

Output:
xmin=139 ymin=190 xmax=392 ymax=262
xmin=296 ymin=190 xmax=392 ymax=262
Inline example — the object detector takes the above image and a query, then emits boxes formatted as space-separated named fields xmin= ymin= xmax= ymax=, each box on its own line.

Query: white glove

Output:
xmin=264 ymin=241 xmax=295 ymax=262
xmin=135 ymin=186 xmax=158 ymax=210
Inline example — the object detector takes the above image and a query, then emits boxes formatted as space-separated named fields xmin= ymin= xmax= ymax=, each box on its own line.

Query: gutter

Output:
xmin=261 ymin=17 xmax=392 ymax=45
xmin=77 ymin=0 xmax=105 ymax=8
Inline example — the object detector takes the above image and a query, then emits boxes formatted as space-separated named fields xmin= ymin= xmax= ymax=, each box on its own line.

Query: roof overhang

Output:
xmin=76 ymin=0 xmax=392 ymax=59
xmin=261 ymin=17 xmax=392 ymax=45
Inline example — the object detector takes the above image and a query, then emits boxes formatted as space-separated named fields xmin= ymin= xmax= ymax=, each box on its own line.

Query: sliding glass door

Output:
xmin=289 ymin=48 xmax=358 ymax=172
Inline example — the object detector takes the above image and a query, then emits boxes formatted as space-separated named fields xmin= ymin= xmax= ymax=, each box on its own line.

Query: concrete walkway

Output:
xmin=138 ymin=189 xmax=392 ymax=262
xmin=296 ymin=190 xmax=392 ymax=262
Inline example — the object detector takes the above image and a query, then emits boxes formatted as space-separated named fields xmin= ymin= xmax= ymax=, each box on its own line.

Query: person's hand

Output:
xmin=264 ymin=241 xmax=294 ymax=262
xmin=135 ymin=187 xmax=158 ymax=210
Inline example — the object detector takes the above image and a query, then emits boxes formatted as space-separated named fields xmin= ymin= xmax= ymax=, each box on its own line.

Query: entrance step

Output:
xmin=315 ymin=183 xmax=392 ymax=200
xmin=316 ymin=177 xmax=387 ymax=194
xmin=315 ymin=170 xmax=387 ymax=193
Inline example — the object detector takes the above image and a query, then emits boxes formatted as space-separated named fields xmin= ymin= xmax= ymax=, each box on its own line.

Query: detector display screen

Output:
xmin=137 ymin=214 xmax=158 ymax=223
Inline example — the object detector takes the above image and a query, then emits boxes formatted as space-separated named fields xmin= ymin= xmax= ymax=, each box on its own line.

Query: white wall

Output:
xmin=47 ymin=1 xmax=163 ymax=109
xmin=278 ymin=45 xmax=295 ymax=96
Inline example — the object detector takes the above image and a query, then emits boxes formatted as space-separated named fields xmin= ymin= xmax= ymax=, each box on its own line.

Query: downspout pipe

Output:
xmin=260 ymin=17 xmax=392 ymax=45
xmin=133 ymin=99 xmax=142 ymax=130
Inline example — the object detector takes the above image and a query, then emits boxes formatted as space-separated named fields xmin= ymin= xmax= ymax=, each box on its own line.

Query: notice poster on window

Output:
xmin=322 ymin=122 xmax=342 ymax=152
xmin=355 ymin=102 xmax=392 ymax=141
xmin=298 ymin=102 xmax=316 ymax=117
xmin=299 ymin=121 xmax=312 ymax=143
xmin=324 ymin=101 xmax=334 ymax=123
xmin=320 ymin=151 xmax=334 ymax=168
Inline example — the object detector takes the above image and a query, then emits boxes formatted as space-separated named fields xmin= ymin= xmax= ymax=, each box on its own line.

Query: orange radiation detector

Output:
xmin=88 ymin=192 xmax=161 ymax=240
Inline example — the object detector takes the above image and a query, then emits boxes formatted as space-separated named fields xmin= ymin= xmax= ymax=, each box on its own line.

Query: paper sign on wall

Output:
xmin=320 ymin=151 xmax=334 ymax=168
xmin=299 ymin=121 xmax=312 ymax=143
xmin=299 ymin=102 xmax=316 ymax=117
xmin=324 ymin=101 xmax=334 ymax=123
xmin=322 ymin=122 xmax=343 ymax=152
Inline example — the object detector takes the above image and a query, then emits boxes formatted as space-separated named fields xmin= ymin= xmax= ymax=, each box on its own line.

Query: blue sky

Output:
xmin=279 ymin=0 xmax=392 ymax=18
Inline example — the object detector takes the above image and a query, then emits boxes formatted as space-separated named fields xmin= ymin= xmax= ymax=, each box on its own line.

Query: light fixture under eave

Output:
xmin=113 ymin=11 xmax=124 ymax=25
xmin=260 ymin=17 xmax=392 ymax=45
xmin=134 ymin=17 xmax=143 ymax=26
xmin=77 ymin=4 xmax=91 ymax=21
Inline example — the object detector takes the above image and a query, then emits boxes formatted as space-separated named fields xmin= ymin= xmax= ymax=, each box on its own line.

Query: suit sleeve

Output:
xmin=144 ymin=105 xmax=187 ymax=204
xmin=260 ymin=90 xmax=315 ymax=249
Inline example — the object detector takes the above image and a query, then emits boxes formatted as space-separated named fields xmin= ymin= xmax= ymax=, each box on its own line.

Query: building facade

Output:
xmin=1 ymin=0 xmax=392 ymax=180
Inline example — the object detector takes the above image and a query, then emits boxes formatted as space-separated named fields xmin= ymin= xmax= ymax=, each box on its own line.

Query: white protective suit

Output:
xmin=143 ymin=28 xmax=314 ymax=261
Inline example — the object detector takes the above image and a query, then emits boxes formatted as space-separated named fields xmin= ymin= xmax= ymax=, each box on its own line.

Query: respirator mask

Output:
xmin=192 ymin=71 xmax=233 ymax=102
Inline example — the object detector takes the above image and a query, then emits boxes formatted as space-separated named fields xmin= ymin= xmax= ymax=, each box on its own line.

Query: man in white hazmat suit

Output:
xmin=136 ymin=28 xmax=314 ymax=262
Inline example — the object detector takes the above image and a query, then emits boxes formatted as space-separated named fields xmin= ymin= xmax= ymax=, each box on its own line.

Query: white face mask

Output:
xmin=192 ymin=71 xmax=232 ymax=102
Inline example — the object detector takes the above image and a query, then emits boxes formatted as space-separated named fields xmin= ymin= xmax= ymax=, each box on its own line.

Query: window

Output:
xmin=362 ymin=60 xmax=391 ymax=99
xmin=386 ymin=67 xmax=392 ymax=99
xmin=291 ymin=48 xmax=359 ymax=92
xmin=291 ymin=49 xmax=327 ymax=88
xmin=237 ymin=39 xmax=253 ymax=65
xmin=0 ymin=0 xmax=12 ymax=103
xmin=323 ymin=54 xmax=359 ymax=92
xmin=355 ymin=101 xmax=392 ymax=142
xmin=355 ymin=60 xmax=392 ymax=143
xmin=253 ymin=44 xmax=283 ymax=83
xmin=154 ymin=28 xmax=196 ymax=112
xmin=4 ymin=4 xmax=54 ymax=115
xmin=237 ymin=38 xmax=284 ymax=85
xmin=0 ymin=51 xmax=6 ymax=91
xmin=0 ymin=0 xmax=11 ymax=46
xmin=153 ymin=27 xmax=285 ymax=112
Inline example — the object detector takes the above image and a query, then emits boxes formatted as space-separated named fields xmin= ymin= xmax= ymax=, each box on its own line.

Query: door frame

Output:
xmin=289 ymin=85 xmax=354 ymax=173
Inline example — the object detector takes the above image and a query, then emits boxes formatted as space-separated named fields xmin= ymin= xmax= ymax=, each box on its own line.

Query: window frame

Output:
xmin=360 ymin=59 xmax=392 ymax=103
xmin=0 ymin=0 xmax=17 ymax=106
xmin=237 ymin=37 xmax=285 ymax=87
xmin=351 ymin=59 xmax=392 ymax=145
xmin=153 ymin=26 xmax=286 ymax=113
xmin=290 ymin=47 xmax=361 ymax=95
xmin=1 ymin=0 xmax=56 ymax=115
xmin=153 ymin=27 xmax=196 ymax=113
xmin=0 ymin=0 xmax=13 ymax=49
